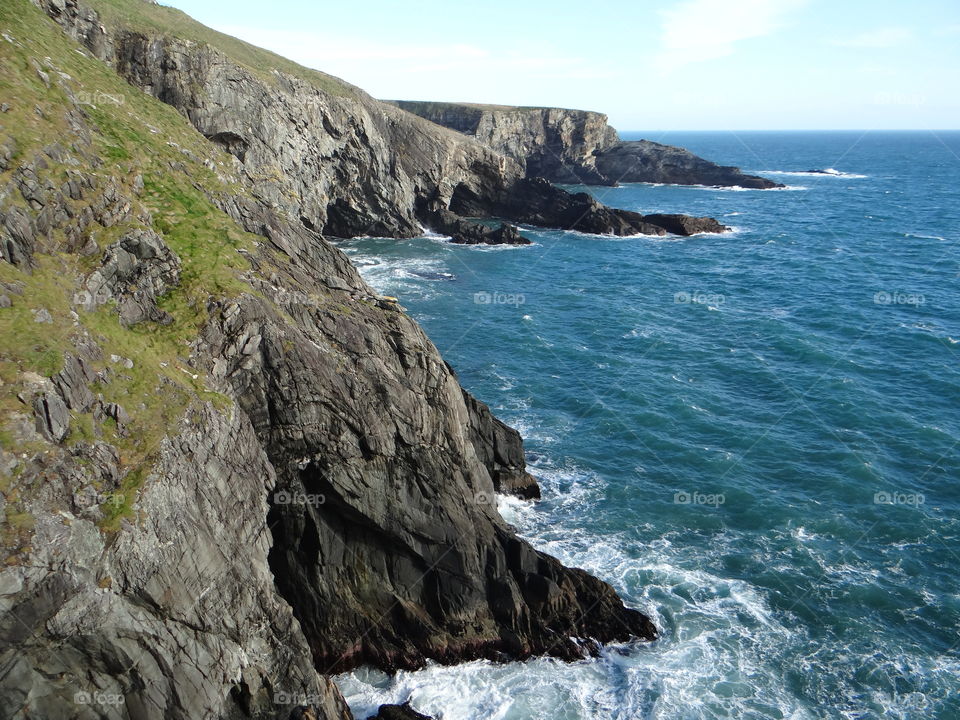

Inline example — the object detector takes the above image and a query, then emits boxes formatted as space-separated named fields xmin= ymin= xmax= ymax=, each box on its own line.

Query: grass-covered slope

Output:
xmin=0 ymin=0 xmax=263 ymax=539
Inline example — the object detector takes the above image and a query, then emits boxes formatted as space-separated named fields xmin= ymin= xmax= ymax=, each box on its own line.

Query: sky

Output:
xmin=165 ymin=0 xmax=960 ymax=131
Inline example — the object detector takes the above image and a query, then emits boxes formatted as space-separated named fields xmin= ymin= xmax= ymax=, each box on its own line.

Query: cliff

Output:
xmin=388 ymin=101 xmax=619 ymax=185
xmin=390 ymin=100 xmax=783 ymax=189
xmin=35 ymin=0 xmax=728 ymax=242
xmin=0 ymin=2 xmax=657 ymax=719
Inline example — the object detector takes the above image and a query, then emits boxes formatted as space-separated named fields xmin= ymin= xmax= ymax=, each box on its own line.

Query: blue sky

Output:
xmin=167 ymin=0 xmax=959 ymax=131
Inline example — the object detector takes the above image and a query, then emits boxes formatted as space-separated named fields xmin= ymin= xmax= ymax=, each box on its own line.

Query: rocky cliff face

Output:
xmin=388 ymin=101 xmax=618 ymax=185
xmin=391 ymin=100 xmax=782 ymax=189
xmin=41 ymin=0 xmax=523 ymax=240
xmin=0 ymin=2 xmax=656 ymax=719
xmin=37 ymin=0 xmax=728 ymax=241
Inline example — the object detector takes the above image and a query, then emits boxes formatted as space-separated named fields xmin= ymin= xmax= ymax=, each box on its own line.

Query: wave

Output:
xmin=758 ymin=168 xmax=867 ymax=179
xmin=904 ymin=232 xmax=948 ymax=242
xmin=337 ymin=249 xmax=452 ymax=297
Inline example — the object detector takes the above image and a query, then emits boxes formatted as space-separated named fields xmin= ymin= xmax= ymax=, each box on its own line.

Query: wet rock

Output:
xmin=643 ymin=213 xmax=728 ymax=235
xmin=454 ymin=177 xmax=727 ymax=237
xmin=366 ymin=703 xmax=435 ymax=720
xmin=418 ymin=201 xmax=530 ymax=246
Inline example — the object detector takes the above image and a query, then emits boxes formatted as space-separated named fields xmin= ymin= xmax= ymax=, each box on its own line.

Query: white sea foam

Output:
xmin=335 ymin=464 xmax=812 ymax=720
xmin=904 ymin=232 xmax=948 ymax=242
xmin=758 ymin=168 xmax=867 ymax=179
xmin=337 ymin=248 xmax=453 ymax=298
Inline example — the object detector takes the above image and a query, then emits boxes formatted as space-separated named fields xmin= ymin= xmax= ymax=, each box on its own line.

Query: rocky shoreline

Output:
xmin=0 ymin=1 xmax=765 ymax=719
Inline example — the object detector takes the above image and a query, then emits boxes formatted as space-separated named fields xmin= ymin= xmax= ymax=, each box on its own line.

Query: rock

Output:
xmin=417 ymin=199 xmax=530 ymax=246
xmin=454 ymin=177 xmax=727 ymax=237
xmin=642 ymin=213 xmax=729 ymax=236
xmin=52 ymin=354 xmax=96 ymax=411
xmin=31 ymin=307 xmax=52 ymax=323
xmin=463 ymin=389 xmax=540 ymax=499
xmin=389 ymin=101 xmax=617 ymax=185
xmin=595 ymin=140 xmax=783 ymax=189
xmin=0 ymin=294 xmax=11 ymax=307
xmin=32 ymin=392 xmax=69 ymax=442
xmin=85 ymin=228 xmax=181 ymax=326
xmin=367 ymin=703 xmax=434 ymax=720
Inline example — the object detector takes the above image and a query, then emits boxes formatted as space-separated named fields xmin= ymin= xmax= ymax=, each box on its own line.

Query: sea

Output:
xmin=332 ymin=131 xmax=960 ymax=720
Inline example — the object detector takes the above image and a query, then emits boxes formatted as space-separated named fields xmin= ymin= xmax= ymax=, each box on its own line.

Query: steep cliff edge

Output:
xmin=389 ymin=101 xmax=618 ymax=185
xmin=389 ymin=100 xmax=783 ymax=189
xmin=0 ymin=2 xmax=655 ymax=719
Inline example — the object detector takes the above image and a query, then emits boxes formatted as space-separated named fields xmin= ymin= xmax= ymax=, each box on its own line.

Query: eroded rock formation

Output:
xmin=390 ymin=100 xmax=783 ymax=189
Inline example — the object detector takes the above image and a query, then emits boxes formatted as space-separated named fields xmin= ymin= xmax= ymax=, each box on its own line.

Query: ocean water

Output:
xmin=332 ymin=131 xmax=960 ymax=720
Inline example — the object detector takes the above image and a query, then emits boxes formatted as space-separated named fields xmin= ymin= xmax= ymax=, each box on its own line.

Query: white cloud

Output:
xmin=655 ymin=0 xmax=807 ymax=70
xmin=832 ymin=27 xmax=914 ymax=48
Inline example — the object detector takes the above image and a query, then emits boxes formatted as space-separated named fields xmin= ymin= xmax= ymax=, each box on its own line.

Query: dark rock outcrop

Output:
xmin=453 ymin=177 xmax=728 ymax=237
xmin=416 ymin=198 xmax=530 ymax=246
xmin=595 ymin=140 xmax=783 ymax=189
xmin=367 ymin=703 xmax=434 ymax=720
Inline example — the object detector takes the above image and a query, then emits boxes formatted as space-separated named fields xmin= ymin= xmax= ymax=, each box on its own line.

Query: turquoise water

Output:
xmin=334 ymin=132 xmax=960 ymax=719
